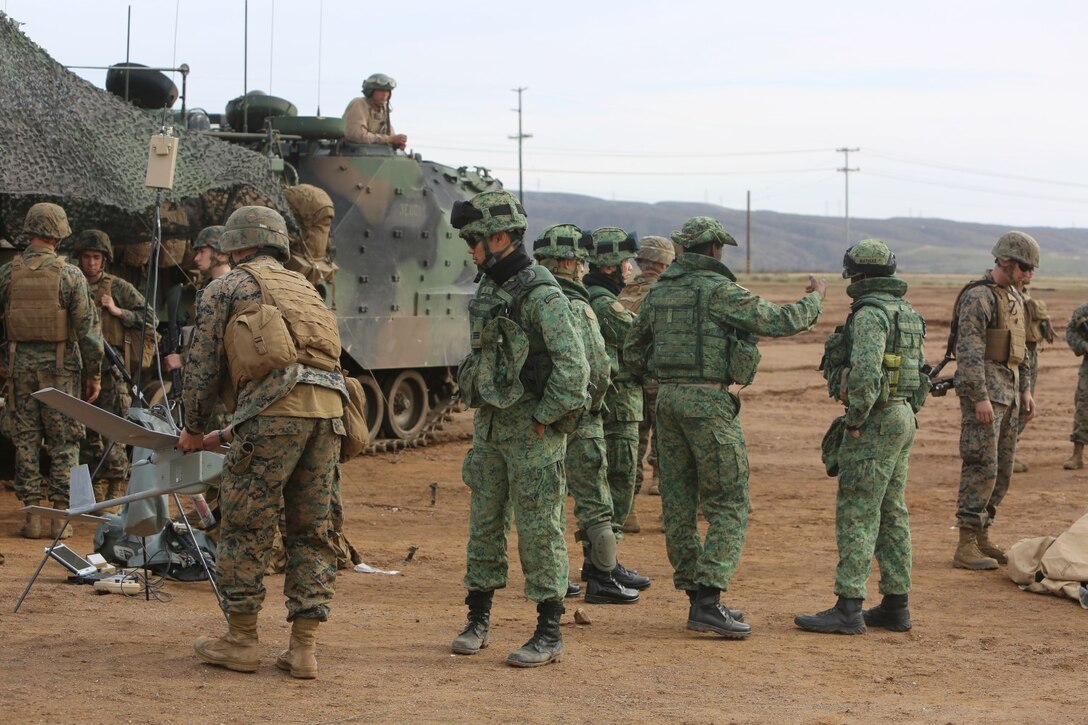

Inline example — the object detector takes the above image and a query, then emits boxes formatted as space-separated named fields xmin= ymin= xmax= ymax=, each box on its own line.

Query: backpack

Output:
xmin=340 ymin=375 xmax=370 ymax=461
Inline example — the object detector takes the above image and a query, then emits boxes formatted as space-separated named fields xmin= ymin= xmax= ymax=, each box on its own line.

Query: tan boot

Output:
xmin=50 ymin=502 xmax=72 ymax=540
xmin=953 ymin=528 xmax=999 ymax=570
xmin=1012 ymin=459 xmax=1029 ymax=473
xmin=647 ymin=475 xmax=660 ymax=496
xmin=620 ymin=507 xmax=641 ymax=534
xmin=1063 ymin=443 xmax=1084 ymax=470
xmin=276 ymin=617 xmax=320 ymax=679
xmin=976 ymin=528 xmax=1007 ymax=565
xmin=21 ymin=503 xmax=43 ymax=539
xmin=195 ymin=612 xmax=260 ymax=672
xmin=92 ymin=479 xmax=109 ymax=504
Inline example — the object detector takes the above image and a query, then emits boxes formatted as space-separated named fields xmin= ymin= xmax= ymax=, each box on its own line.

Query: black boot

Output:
xmin=862 ymin=593 xmax=911 ymax=632
xmin=506 ymin=600 xmax=564 ymax=668
xmin=585 ymin=565 xmax=640 ymax=604
xmin=686 ymin=586 xmax=751 ymax=639
xmin=611 ymin=562 xmax=651 ymax=590
xmin=794 ymin=596 xmax=866 ymax=635
xmin=685 ymin=589 xmax=744 ymax=622
xmin=451 ymin=590 xmax=493 ymax=655
xmin=565 ymin=582 xmax=582 ymax=598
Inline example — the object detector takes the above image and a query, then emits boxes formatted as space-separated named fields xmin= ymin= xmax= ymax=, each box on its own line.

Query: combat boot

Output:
xmin=1012 ymin=459 xmax=1029 ymax=473
xmin=565 ymin=582 xmax=581 ymax=598
xmin=451 ymin=590 xmax=492 ymax=655
xmin=953 ymin=528 xmax=999 ymax=570
xmin=794 ymin=596 xmax=866 ymax=634
xmin=686 ymin=589 xmax=744 ymax=622
xmin=506 ymin=600 xmax=563 ymax=668
xmin=862 ymin=593 xmax=911 ymax=632
xmin=647 ymin=479 xmax=660 ymax=496
xmin=976 ymin=528 xmax=1007 ymax=565
xmin=611 ymin=562 xmax=650 ymax=590
xmin=21 ymin=503 xmax=43 ymax=539
xmin=50 ymin=502 xmax=71 ymax=540
xmin=276 ymin=617 xmax=320 ymax=679
xmin=584 ymin=565 xmax=640 ymax=604
xmin=620 ymin=508 xmax=641 ymax=534
xmin=687 ymin=586 xmax=751 ymax=638
xmin=195 ymin=612 xmax=260 ymax=672
xmin=1063 ymin=442 xmax=1084 ymax=470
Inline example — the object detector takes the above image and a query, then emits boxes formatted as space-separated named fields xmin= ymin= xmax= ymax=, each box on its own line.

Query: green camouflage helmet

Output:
xmin=992 ymin=231 xmax=1040 ymax=268
xmin=72 ymin=229 xmax=114 ymax=262
xmin=22 ymin=202 xmax=72 ymax=240
xmin=220 ymin=206 xmax=290 ymax=261
xmin=636 ymin=235 xmax=676 ymax=265
xmin=363 ymin=73 xmax=397 ymax=97
xmin=476 ymin=316 xmax=529 ymax=409
xmin=533 ymin=223 xmax=593 ymax=261
xmin=450 ymin=190 xmax=527 ymax=241
xmin=588 ymin=227 xmax=639 ymax=266
xmin=670 ymin=216 xmax=737 ymax=249
xmin=842 ymin=238 xmax=896 ymax=279
xmin=192 ymin=225 xmax=227 ymax=253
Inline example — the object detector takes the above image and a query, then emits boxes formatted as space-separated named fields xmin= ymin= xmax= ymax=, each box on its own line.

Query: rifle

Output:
xmin=924 ymin=358 xmax=955 ymax=397
xmin=103 ymin=340 xmax=147 ymax=407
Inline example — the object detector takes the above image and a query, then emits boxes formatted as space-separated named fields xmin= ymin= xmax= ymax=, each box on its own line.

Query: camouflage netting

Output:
xmin=0 ymin=13 xmax=293 ymax=248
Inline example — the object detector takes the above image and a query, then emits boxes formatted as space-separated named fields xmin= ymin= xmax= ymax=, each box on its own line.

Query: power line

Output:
xmin=483 ymin=166 xmax=830 ymax=177
xmin=864 ymin=171 xmax=1088 ymax=205
xmin=866 ymin=149 xmax=1088 ymax=189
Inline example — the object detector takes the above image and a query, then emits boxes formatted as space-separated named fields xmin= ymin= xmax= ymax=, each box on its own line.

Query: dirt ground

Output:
xmin=2 ymin=275 xmax=1087 ymax=724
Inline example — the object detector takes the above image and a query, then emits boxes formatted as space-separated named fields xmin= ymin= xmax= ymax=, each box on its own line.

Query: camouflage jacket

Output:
xmin=624 ymin=252 xmax=823 ymax=382
xmin=181 ymin=254 xmax=347 ymax=432
xmin=0 ymin=243 xmax=103 ymax=378
xmin=617 ymin=269 xmax=662 ymax=315
xmin=557 ymin=276 xmax=610 ymax=415
xmin=841 ymin=277 xmax=923 ymax=429
xmin=952 ymin=271 xmax=1031 ymax=406
xmin=87 ymin=273 xmax=157 ymax=376
xmin=342 ymin=97 xmax=395 ymax=144
xmin=1066 ymin=301 xmax=1088 ymax=359
xmin=587 ymin=281 xmax=644 ymax=423
xmin=468 ymin=266 xmax=589 ymax=441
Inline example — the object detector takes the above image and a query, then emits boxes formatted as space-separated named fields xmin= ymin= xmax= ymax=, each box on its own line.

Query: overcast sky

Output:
xmin=6 ymin=1 xmax=1088 ymax=228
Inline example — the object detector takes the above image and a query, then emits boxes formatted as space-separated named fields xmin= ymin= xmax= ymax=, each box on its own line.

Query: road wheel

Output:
xmin=381 ymin=370 xmax=429 ymax=439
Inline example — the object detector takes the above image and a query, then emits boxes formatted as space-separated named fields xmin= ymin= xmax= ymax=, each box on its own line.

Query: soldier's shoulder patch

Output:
xmin=584 ymin=306 xmax=597 ymax=321
xmin=611 ymin=301 xmax=625 ymax=313
xmin=544 ymin=291 xmax=561 ymax=304
xmin=525 ymin=268 xmax=537 ymax=282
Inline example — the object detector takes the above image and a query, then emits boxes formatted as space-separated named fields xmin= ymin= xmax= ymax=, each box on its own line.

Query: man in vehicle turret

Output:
xmin=624 ymin=216 xmax=825 ymax=639
xmin=950 ymin=232 xmax=1039 ymax=571
xmin=342 ymin=73 xmax=407 ymax=149
xmin=178 ymin=205 xmax=348 ymax=680
xmin=448 ymin=190 xmax=589 ymax=668
xmin=0 ymin=203 xmax=103 ymax=539
xmin=73 ymin=229 xmax=157 ymax=510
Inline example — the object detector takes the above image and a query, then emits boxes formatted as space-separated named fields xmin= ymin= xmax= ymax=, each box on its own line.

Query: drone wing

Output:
xmin=31 ymin=387 xmax=178 ymax=449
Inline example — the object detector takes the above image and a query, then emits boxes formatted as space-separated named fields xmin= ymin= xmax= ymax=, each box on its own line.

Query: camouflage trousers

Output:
xmin=217 ymin=414 xmax=341 ymax=621
xmin=634 ymin=383 xmax=660 ymax=493
xmin=462 ymin=417 xmax=568 ymax=602
xmin=957 ymin=397 xmax=1017 ymax=530
xmin=565 ymin=414 xmax=614 ymax=532
xmin=80 ymin=371 xmax=131 ymax=485
xmin=656 ymin=384 xmax=750 ymax=592
xmin=1016 ymin=346 xmax=1038 ymax=437
xmin=834 ymin=402 xmax=915 ymax=600
xmin=1072 ymin=359 xmax=1088 ymax=444
xmin=7 ymin=369 xmax=83 ymax=505
xmin=604 ymin=420 xmax=639 ymax=538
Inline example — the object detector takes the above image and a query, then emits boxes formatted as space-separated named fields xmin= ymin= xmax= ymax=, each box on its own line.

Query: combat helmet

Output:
xmin=636 ymin=235 xmax=676 ymax=265
xmin=220 ymin=206 xmax=290 ymax=261
xmin=992 ymin=231 xmax=1040 ymax=269
xmin=72 ymin=229 xmax=114 ymax=263
xmin=362 ymin=73 xmax=397 ymax=97
xmin=533 ymin=223 xmax=593 ymax=261
xmin=588 ymin=227 xmax=639 ymax=267
xmin=450 ymin=190 xmax=527 ymax=242
xmin=842 ymin=238 xmax=896 ymax=279
xmin=670 ymin=216 xmax=736 ymax=249
xmin=22 ymin=202 xmax=71 ymax=241
xmin=192 ymin=225 xmax=227 ymax=253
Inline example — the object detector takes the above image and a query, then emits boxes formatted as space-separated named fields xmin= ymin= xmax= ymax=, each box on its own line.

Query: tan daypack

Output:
xmin=340 ymin=375 xmax=370 ymax=461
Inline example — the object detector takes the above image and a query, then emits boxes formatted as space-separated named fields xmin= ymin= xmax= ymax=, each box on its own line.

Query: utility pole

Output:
xmin=836 ymin=147 xmax=859 ymax=244
xmin=746 ymin=190 xmax=752 ymax=274
xmin=509 ymin=87 xmax=532 ymax=205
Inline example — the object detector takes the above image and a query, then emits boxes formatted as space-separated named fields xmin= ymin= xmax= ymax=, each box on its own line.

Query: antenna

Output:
xmin=269 ymin=0 xmax=276 ymax=95
xmin=243 ymin=0 xmax=249 ymax=132
xmin=509 ymin=87 xmax=531 ymax=205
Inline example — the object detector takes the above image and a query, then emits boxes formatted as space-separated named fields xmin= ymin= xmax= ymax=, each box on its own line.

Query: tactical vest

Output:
xmin=225 ymin=260 xmax=341 ymax=388
xmin=1022 ymin=294 xmax=1049 ymax=345
xmin=588 ymin=286 xmax=639 ymax=385
xmin=953 ymin=281 xmax=1025 ymax=368
xmin=648 ymin=271 xmax=760 ymax=386
xmin=821 ymin=296 xmax=926 ymax=406
xmin=90 ymin=274 xmax=125 ymax=347
xmin=4 ymin=253 xmax=71 ymax=367
xmin=467 ymin=265 xmax=561 ymax=401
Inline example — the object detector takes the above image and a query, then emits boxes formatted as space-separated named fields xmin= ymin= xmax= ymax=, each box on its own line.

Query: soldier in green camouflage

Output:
xmin=72 ymin=229 xmax=156 ymax=510
xmin=1063 ymin=301 xmax=1088 ymax=470
xmin=0 ymin=203 xmax=103 ymax=539
xmin=533 ymin=223 xmax=639 ymax=605
xmin=951 ymin=232 xmax=1038 ymax=571
xmin=795 ymin=240 xmax=923 ymax=635
xmin=179 ymin=206 xmax=348 ymax=679
xmin=618 ymin=235 xmax=677 ymax=506
xmin=624 ymin=216 xmax=825 ymax=638
xmin=1011 ymin=283 xmax=1053 ymax=472
xmin=583 ymin=227 xmax=651 ymax=592
xmin=449 ymin=191 xmax=590 ymax=668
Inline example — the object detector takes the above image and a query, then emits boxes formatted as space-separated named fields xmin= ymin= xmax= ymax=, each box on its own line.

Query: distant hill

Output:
xmin=521 ymin=192 xmax=1088 ymax=276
